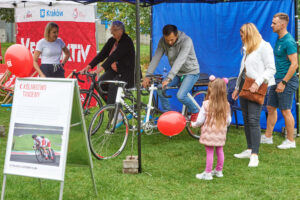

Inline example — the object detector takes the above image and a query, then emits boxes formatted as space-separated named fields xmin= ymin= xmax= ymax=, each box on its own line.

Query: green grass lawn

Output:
xmin=1 ymin=106 xmax=300 ymax=199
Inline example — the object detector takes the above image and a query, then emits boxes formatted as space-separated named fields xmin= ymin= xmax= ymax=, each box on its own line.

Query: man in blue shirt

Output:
xmin=261 ymin=13 xmax=299 ymax=149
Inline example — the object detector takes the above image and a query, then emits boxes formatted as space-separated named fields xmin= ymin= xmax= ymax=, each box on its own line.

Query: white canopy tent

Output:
xmin=0 ymin=0 xmax=83 ymax=8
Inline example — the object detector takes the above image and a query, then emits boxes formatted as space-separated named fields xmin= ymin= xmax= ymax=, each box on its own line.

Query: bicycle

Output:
xmin=72 ymin=71 xmax=106 ymax=134
xmin=87 ymin=75 xmax=207 ymax=160
xmin=34 ymin=144 xmax=56 ymax=163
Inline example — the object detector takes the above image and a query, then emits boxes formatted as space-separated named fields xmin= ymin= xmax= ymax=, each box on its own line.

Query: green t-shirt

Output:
xmin=274 ymin=33 xmax=297 ymax=79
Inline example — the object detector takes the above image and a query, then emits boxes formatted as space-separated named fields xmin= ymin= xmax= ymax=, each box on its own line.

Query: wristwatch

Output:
xmin=281 ymin=80 xmax=287 ymax=85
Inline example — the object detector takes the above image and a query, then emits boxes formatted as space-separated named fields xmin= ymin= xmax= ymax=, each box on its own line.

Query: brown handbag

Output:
xmin=239 ymin=76 xmax=268 ymax=105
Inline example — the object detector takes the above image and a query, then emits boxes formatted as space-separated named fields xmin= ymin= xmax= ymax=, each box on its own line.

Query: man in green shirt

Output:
xmin=261 ymin=13 xmax=299 ymax=149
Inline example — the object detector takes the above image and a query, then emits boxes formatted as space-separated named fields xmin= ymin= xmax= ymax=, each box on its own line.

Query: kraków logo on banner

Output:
xmin=40 ymin=9 xmax=45 ymax=18
xmin=40 ymin=9 xmax=64 ymax=18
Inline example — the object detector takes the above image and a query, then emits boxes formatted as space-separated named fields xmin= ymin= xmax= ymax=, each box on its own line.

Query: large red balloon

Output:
xmin=5 ymin=44 xmax=33 ymax=77
xmin=157 ymin=111 xmax=186 ymax=136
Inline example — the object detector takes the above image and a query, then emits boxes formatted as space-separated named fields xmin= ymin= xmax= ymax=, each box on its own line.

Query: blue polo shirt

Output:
xmin=274 ymin=33 xmax=297 ymax=79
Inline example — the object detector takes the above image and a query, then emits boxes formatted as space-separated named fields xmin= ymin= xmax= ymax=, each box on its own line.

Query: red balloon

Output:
xmin=5 ymin=44 xmax=33 ymax=77
xmin=157 ymin=111 xmax=186 ymax=136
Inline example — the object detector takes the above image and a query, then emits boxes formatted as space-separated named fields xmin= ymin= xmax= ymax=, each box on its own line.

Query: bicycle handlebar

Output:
xmin=72 ymin=71 xmax=85 ymax=83
xmin=158 ymin=85 xmax=172 ymax=98
xmin=72 ymin=70 xmax=99 ymax=83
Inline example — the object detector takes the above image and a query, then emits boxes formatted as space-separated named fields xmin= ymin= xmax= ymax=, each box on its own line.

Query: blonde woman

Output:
xmin=191 ymin=79 xmax=231 ymax=180
xmin=232 ymin=23 xmax=276 ymax=167
xmin=33 ymin=22 xmax=70 ymax=78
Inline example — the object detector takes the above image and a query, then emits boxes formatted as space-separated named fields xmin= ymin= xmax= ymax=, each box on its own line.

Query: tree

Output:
xmin=0 ymin=8 xmax=14 ymax=23
xmin=97 ymin=3 xmax=151 ymax=40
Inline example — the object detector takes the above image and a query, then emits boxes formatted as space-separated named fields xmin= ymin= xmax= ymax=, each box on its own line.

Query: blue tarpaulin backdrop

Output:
xmin=151 ymin=0 xmax=296 ymax=132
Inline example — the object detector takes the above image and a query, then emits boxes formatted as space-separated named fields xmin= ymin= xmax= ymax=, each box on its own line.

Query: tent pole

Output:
xmin=294 ymin=0 xmax=299 ymax=137
xmin=150 ymin=6 xmax=153 ymax=58
xmin=136 ymin=0 xmax=142 ymax=172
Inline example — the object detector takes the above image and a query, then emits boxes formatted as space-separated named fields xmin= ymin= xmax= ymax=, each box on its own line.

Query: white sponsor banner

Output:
xmin=15 ymin=4 xmax=95 ymax=22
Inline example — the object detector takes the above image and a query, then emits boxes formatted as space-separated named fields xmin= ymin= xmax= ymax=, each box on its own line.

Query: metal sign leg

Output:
xmin=59 ymin=181 xmax=64 ymax=200
xmin=89 ymin=166 xmax=98 ymax=197
xmin=39 ymin=179 xmax=42 ymax=188
xmin=1 ymin=175 xmax=6 ymax=200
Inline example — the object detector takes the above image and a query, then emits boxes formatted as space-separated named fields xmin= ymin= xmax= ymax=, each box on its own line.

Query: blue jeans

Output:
xmin=158 ymin=73 xmax=200 ymax=113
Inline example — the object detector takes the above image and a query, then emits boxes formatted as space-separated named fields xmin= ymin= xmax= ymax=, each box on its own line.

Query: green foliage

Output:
xmin=0 ymin=8 xmax=14 ymax=23
xmin=97 ymin=2 xmax=151 ymax=40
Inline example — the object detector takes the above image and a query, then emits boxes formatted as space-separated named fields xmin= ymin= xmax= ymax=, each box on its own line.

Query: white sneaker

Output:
xmin=277 ymin=139 xmax=296 ymax=149
xmin=212 ymin=169 xmax=223 ymax=178
xmin=195 ymin=172 xmax=213 ymax=180
xmin=260 ymin=135 xmax=273 ymax=144
xmin=248 ymin=154 xmax=259 ymax=167
xmin=234 ymin=149 xmax=251 ymax=159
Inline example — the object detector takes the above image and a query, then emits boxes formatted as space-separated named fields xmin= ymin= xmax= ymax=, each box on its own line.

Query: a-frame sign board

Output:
xmin=1 ymin=78 xmax=97 ymax=200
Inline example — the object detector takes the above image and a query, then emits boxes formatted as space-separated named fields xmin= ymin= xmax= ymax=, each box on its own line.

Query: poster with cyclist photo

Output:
xmin=9 ymin=123 xmax=63 ymax=167
xmin=3 ymin=78 xmax=74 ymax=181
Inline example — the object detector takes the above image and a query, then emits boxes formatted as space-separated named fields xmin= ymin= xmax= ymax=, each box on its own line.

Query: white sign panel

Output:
xmin=15 ymin=4 xmax=95 ymax=23
xmin=3 ymin=78 xmax=74 ymax=181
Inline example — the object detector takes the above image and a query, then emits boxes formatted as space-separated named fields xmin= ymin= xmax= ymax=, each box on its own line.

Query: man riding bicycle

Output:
xmin=142 ymin=24 xmax=200 ymax=122
xmin=32 ymin=135 xmax=53 ymax=160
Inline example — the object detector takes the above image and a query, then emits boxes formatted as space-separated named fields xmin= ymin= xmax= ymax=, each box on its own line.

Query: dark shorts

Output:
xmin=40 ymin=64 xmax=65 ymax=78
xmin=267 ymin=75 xmax=299 ymax=110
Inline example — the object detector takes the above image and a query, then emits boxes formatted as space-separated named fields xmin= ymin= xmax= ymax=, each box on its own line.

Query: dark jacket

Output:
xmin=89 ymin=33 xmax=135 ymax=87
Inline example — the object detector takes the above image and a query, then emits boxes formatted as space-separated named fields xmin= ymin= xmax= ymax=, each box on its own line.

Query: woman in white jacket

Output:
xmin=232 ymin=23 xmax=276 ymax=167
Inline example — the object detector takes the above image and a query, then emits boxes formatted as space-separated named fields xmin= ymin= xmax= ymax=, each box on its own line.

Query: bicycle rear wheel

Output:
xmin=80 ymin=89 xmax=103 ymax=134
xmin=88 ymin=105 xmax=129 ymax=160
xmin=185 ymin=90 xmax=207 ymax=139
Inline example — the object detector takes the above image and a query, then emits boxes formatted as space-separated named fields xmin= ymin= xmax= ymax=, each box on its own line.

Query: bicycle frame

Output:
xmin=181 ymin=93 xmax=201 ymax=115
xmin=109 ymin=82 xmax=160 ymax=133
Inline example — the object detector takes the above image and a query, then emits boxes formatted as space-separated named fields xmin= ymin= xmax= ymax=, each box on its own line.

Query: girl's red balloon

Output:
xmin=157 ymin=111 xmax=186 ymax=136
xmin=5 ymin=44 xmax=33 ymax=77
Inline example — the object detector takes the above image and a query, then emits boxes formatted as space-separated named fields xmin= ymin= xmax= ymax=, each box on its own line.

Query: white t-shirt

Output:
xmin=33 ymin=136 xmax=42 ymax=146
xmin=36 ymin=38 xmax=65 ymax=64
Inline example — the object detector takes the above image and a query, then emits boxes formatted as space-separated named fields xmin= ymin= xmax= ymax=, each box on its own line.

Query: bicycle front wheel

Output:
xmin=185 ymin=90 xmax=207 ymax=139
xmin=88 ymin=105 xmax=129 ymax=160
xmin=80 ymin=89 xmax=103 ymax=134
xmin=35 ymin=149 xmax=44 ymax=163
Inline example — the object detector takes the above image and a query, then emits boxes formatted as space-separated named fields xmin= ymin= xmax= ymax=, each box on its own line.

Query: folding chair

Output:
xmin=0 ymin=65 xmax=11 ymax=97
xmin=0 ymin=70 xmax=16 ymax=104
xmin=227 ymin=77 xmax=242 ymax=128
xmin=0 ymin=69 xmax=38 ymax=104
